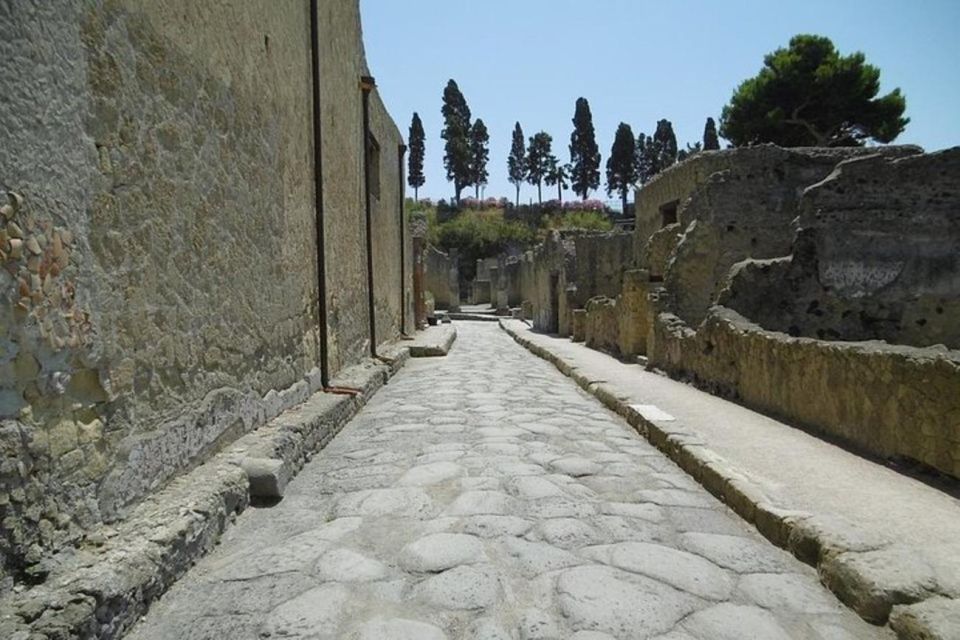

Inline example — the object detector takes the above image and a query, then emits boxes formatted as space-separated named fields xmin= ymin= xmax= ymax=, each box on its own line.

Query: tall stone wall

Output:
xmin=0 ymin=0 xmax=408 ymax=587
xmin=369 ymin=90 xmax=412 ymax=345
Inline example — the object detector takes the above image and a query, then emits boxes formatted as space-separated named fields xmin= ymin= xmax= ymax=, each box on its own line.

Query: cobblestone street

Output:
xmin=128 ymin=323 xmax=886 ymax=639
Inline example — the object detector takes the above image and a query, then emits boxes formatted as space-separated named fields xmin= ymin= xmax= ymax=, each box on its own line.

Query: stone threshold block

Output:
xmin=0 ymin=346 xmax=411 ymax=640
xmin=408 ymin=324 xmax=457 ymax=357
xmin=498 ymin=318 xmax=960 ymax=640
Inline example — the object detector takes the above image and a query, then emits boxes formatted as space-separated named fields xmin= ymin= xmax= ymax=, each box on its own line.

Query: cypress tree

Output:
xmin=703 ymin=117 xmax=720 ymax=150
xmin=606 ymin=123 xmax=638 ymax=214
xmin=569 ymin=98 xmax=601 ymax=200
xmin=526 ymin=131 xmax=553 ymax=206
xmin=469 ymin=119 xmax=490 ymax=199
xmin=441 ymin=79 xmax=472 ymax=202
xmin=507 ymin=122 xmax=526 ymax=206
xmin=407 ymin=112 xmax=426 ymax=201
xmin=653 ymin=119 xmax=678 ymax=171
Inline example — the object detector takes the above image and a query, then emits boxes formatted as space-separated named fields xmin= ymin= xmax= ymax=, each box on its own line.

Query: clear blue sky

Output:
xmin=360 ymin=0 xmax=960 ymax=203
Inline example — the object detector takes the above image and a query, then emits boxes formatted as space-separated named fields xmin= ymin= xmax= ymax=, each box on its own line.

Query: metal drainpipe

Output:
xmin=398 ymin=143 xmax=407 ymax=334
xmin=309 ymin=0 xmax=329 ymax=388
xmin=360 ymin=75 xmax=377 ymax=358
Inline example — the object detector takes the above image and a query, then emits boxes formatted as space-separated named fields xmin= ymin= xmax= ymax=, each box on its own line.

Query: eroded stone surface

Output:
xmin=126 ymin=324 xmax=885 ymax=639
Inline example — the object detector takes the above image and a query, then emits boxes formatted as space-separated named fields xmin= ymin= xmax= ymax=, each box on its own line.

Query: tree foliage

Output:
xmin=407 ymin=112 xmax=425 ymax=201
xmin=526 ymin=132 xmax=554 ymax=206
xmin=469 ymin=118 xmax=490 ymax=199
xmin=677 ymin=142 xmax=702 ymax=162
xmin=636 ymin=133 xmax=656 ymax=185
xmin=653 ymin=119 xmax=678 ymax=171
xmin=441 ymin=79 xmax=472 ymax=201
xmin=720 ymin=34 xmax=908 ymax=147
xmin=569 ymin=97 xmax=601 ymax=200
xmin=544 ymin=156 xmax=571 ymax=204
xmin=703 ymin=117 xmax=720 ymax=150
xmin=507 ymin=122 xmax=526 ymax=206
xmin=605 ymin=122 xmax=638 ymax=213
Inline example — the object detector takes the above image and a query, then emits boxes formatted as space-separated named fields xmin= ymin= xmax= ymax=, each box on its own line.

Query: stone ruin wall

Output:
xmin=0 ymin=0 xmax=410 ymax=587
xmin=424 ymin=246 xmax=459 ymax=312
xmin=723 ymin=149 xmax=960 ymax=349
xmin=654 ymin=145 xmax=920 ymax=327
xmin=514 ymin=145 xmax=960 ymax=477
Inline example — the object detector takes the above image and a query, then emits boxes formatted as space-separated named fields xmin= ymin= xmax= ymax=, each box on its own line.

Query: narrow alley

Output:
xmin=127 ymin=323 xmax=885 ymax=640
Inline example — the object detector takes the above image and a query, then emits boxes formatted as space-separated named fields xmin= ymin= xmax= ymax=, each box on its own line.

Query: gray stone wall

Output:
xmin=571 ymin=233 xmax=634 ymax=308
xmin=424 ymin=246 xmax=459 ymax=311
xmin=652 ymin=146 xmax=921 ymax=326
xmin=0 ymin=0 xmax=407 ymax=587
xmin=369 ymin=90 xmax=413 ymax=345
xmin=722 ymin=148 xmax=960 ymax=349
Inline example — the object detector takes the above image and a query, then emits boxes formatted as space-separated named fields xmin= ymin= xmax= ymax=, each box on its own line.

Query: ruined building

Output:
xmin=480 ymin=144 xmax=960 ymax=479
xmin=1 ymin=0 xmax=411 ymax=602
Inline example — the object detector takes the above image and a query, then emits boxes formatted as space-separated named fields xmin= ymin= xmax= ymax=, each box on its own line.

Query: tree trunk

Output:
xmin=515 ymin=184 xmax=520 ymax=207
xmin=537 ymin=181 xmax=542 ymax=206
xmin=414 ymin=186 xmax=418 ymax=202
xmin=475 ymin=183 xmax=479 ymax=199
xmin=621 ymin=190 xmax=627 ymax=217
xmin=557 ymin=182 xmax=562 ymax=204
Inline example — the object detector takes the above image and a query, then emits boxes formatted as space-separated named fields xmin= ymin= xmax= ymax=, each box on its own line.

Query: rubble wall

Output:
xmin=724 ymin=149 xmax=960 ymax=349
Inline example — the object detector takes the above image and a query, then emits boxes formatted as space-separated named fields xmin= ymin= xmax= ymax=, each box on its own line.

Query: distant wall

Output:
xmin=424 ymin=246 xmax=459 ymax=311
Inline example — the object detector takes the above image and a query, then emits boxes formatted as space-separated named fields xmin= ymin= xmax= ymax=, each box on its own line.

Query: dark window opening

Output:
xmin=367 ymin=133 xmax=381 ymax=200
xmin=660 ymin=200 xmax=678 ymax=227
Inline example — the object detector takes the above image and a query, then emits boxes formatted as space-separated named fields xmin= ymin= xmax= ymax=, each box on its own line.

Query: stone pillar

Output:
xmin=617 ymin=269 xmax=650 ymax=357
xmin=571 ymin=309 xmax=587 ymax=342
xmin=447 ymin=248 xmax=461 ymax=312
xmin=413 ymin=237 xmax=426 ymax=329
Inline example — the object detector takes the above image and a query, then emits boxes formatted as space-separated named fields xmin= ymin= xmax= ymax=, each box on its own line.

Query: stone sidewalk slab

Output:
xmin=500 ymin=319 xmax=960 ymax=639
xmin=408 ymin=324 xmax=458 ymax=356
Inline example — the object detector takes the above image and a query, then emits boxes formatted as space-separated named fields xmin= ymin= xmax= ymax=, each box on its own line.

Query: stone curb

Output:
xmin=0 ymin=345 xmax=411 ymax=640
xmin=448 ymin=312 xmax=500 ymax=322
xmin=499 ymin=319 xmax=959 ymax=639
xmin=409 ymin=324 xmax=457 ymax=357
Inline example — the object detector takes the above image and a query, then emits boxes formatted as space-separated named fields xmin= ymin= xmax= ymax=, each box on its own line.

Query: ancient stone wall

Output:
xmin=661 ymin=146 xmax=921 ymax=327
xmin=584 ymin=297 xmax=619 ymax=355
xmin=424 ymin=246 xmax=459 ymax=311
xmin=649 ymin=307 xmax=960 ymax=478
xmin=724 ymin=149 xmax=960 ymax=349
xmin=570 ymin=233 xmax=634 ymax=308
xmin=516 ymin=232 xmax=575 ymax=333
xmin=0 ymin=0 xmax=408 ymax=587
xmin=369 ymin=90 xmax=413 ymax=345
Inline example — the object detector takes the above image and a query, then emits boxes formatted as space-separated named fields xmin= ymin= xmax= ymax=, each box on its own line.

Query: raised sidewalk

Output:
xmin=500 ymin=319 xmax=960 ymax=639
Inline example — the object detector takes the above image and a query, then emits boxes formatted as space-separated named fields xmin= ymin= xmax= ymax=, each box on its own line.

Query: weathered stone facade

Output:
xmin=1 ymin=0 xmax=410 ymax=588
xmin=424 ymin=246 xmax=460 ymax=312
xmin=503 ymin=144 xmax=960 ymax=478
